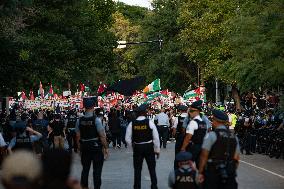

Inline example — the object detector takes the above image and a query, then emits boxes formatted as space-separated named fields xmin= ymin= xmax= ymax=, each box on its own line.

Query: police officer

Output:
xmin=180 ymin=100 xmax=207 ymax=167
xmin=172 ymin=105 xmax=188 ymax=154
xmin=198 ymin=109 xmax=240 ymax=189
xmin=7 ymin=115 xmax=42 ymax=153
xmin=168 ymin=152 xmax=198 ymax=189
xmin=154 ymin=108 xmax=170 ymax=148
xmin=76 ymin=97 xmax=109 ymax=189
xmin=66 ymin=110 xmax=78 ymax=152
xmin=125 ymin=103 xmax=160 ymax=189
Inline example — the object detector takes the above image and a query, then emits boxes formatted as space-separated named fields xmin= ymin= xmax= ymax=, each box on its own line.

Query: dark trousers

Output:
xmin=189 ymin=144 xmax=202 ymax=168
xmin=67 ymin=129 xmax=77 ymax=152
xmin=204 ymin=171 xmax=237 ymax=189
xmin=111 ymin=131 xmax=122 ymax=147
xmin=204 ymin=165 xmax=238 ymax=189
xmin=133 ymin=143 xmax=158 ymax=189
xmin=157 ymin=126 xmax=168 ymax=148
xmin=121 ymin=126 xmax=127 ymax=147
xmin=242 ymin=132 xmax=252 ymax=154
xmin=81 ymin=150 xmax=104 ymax=189
xmin=174 ymin=134 xmax=184 ymax=169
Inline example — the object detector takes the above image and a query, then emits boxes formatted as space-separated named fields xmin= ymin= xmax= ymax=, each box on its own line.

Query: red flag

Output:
xmin=160 ymin=89 xmax=169 ymax=96
xmin=54 ymin=93 xmax=58 ymax=99
xmin=49 ymin=84 xmax=54 ymax=95
xmin=79 ymin=82 xmax=85 ymax=92
xmin=194 ymin=87 xmax=201 ymax=95
xmin=21 ymin=91 xmax=27 ymax=100
xmin=97 ymin=82 xmax=107 ymax=95
xmin=30 ymin=90 xmax=35 ymax=100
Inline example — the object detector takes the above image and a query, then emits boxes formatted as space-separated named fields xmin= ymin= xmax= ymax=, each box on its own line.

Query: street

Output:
xmin=71 ymin=143 xmax=284 ymax=189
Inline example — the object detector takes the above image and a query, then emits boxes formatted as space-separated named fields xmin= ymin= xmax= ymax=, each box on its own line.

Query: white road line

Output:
xmin=240 ymin=160 xmax=284 ymax=179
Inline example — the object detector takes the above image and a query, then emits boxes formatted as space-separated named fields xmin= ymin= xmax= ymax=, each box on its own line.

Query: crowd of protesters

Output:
xmin=0 ymin=90 xmax=283 ymax=189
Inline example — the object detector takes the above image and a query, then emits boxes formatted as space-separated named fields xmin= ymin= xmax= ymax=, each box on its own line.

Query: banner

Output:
xmin=63 ymin=91 xmax=72 ymax=97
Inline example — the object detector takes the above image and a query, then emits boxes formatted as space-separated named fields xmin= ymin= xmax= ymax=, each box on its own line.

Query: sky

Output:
xmin=116 ymin=0 xmax=152 ymax=8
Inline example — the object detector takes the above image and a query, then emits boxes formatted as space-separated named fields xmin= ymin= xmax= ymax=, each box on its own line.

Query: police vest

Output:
xmin=173 ymin=169 xmax=196 ymax=189
xmin=79 ymin=116 xmax=101 ymax=151
xmin=208 ymin=128 xmax=237 ymax=161
xmin=177 ymin=116 xmax=186 ymax=135
xmin=191 ymin=119 xmax=207 ymax=145
xmin=79 ymin=116 xmax=99 ymax=140
xmin=132 ymin=119 xmax=152 ymax=143
xmin=14 ymin=133 xmax=33 ymax=151
xmin=67 ymin=117 xmax=77 ymax=129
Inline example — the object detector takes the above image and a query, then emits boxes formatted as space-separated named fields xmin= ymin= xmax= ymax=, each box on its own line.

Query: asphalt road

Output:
xmin=71 ymin=142 xmax=284 ymax=189
xmin=0 ymin=142 xmax=282 ymax=189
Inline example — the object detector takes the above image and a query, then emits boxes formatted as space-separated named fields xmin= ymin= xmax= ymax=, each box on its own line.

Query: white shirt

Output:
xmin=154 ymin=112 xmax=170 ymax=126
xmin=186 ymin=115 xmax=202 ymax=135
xmin=173 ymin=113 xmax=188 ymax=129
xmin=125 ymin=116 xmax=160 ymax=153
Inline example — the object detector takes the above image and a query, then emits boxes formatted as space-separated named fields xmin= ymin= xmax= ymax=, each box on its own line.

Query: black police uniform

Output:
xmin=132 ymin=118 xmax=158 ymax=189
xmin=66 ymin=115 xmax=78 ymax=152
xmin=175 ymin=115 xmax=186 ymax=154
xmin=14 ymin=132 xmax=33 ymax=151
xmin=79 ymin=115 xmax=104 ymax=189
xmin=170 ymin=151 xmax=197 ymax=189
xmin=190 ymin=118 xmax=207 ymax=166
xmin=204 ymin=127 xmax=238 ymax=189
xmin=173 ymin=169 xmax=196 ymax=189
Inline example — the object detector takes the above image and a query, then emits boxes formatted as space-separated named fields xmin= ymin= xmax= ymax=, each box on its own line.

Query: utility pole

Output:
xmin=215 ymin=78 xmax=220 ymax=104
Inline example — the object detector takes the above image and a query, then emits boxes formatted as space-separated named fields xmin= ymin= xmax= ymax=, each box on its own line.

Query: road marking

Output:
xmin=240 ymin=160 xmax=284 ymax=179
xmin=144 ymin=176 xmax=151 ymax=181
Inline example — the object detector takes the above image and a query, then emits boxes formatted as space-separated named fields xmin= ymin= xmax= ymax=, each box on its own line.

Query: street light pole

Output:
xmin=117 ymin=39 xmax=163 ymax=50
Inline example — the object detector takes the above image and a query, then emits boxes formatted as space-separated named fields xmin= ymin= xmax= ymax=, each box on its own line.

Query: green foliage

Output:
xmin=0 ymin=0 xmax=116 ymax=96
xmin=178 ymin=0 xmax=237 ymax=80
xmin=115 ymin=2 xmax=149 ymax=24
xmin=133 ymin=0 xmax=196 ymax=93
xmin=1 ymin=0 xmax=283 ymax=97
xmin=223 ymin=0 xmax=284 ymax=91
xmin=110 ymin=11 xmax=141 ymax=80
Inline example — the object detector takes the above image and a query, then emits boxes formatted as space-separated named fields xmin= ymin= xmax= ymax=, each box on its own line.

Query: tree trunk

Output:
xmin=231 ymin=84 xmax=241 ymax=111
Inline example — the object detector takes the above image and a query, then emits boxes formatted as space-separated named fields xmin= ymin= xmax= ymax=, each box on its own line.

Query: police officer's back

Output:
xmin=7 ymin=115 xmax=42 ymax=153
xmin=66 ymin=111 xmax=78 ymax=152
xmin=198 ymin=109 xmax=240 ymax=189
xmin=181 ymin=100 xmax=207 ymax=167
xmin=125 ymin=103 xmax=160 ymax=189
xmin=75 ymin=97 xmax=109 ymax=189
xmin=172 ymin=105 xmax=188 ymax=153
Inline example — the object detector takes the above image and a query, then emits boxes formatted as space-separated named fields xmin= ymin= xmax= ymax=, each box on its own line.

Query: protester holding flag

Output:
xmin=143 ymin=79 xmax=161 ymax=94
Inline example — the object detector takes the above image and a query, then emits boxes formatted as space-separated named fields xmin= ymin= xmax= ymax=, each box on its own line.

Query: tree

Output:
xmin=223 ymin=0 xmax=284 ymax=91
xmin=178 ymin=0 xmax=238 ymax=81
xmin=0 ymin=0 xmax=116 ymax=96
xmin=110 ymin=11 xmax=141 ymax=80
xmin=115 ymin=1 xmax=149 ymax=24
xmin=133 ymin=0 xmax=196 ymax=93
xmin=0 ymin=0 xmax=33 ymax=95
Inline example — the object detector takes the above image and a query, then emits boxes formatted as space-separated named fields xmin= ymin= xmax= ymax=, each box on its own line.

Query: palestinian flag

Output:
xmin=143 ymin=79 xmax=161 ymax=93
xmin=18 ymin=91 xmax=27 ymax=100
xmin=183 ymin=90 xmax=198 ymax=100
